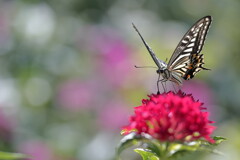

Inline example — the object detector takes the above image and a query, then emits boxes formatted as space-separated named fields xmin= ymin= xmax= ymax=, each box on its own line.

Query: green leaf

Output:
xmin=134 ymin=148 xmax=159 ymax=160
xmin=116 ymin=133 xmax=162 ymax=160
xmin=193 ymin=136 xmax=226 ymax=148
xmin=169 ymin=141 xmax=200 ymax=153
xmin=168 ymin=141 xmax=201 ymax=158
xmin=196 ymin=137 xmax=226 ymax=156
xmin=213 ymin=136 xmax=227 ymax=145
xmin=116 ymin=132 xmax=141 ymax=156
xmin=0 ymin=151 xmax=29 ymax=160
xmin=116 ymin=135 xmax=226 ymax=159
xmin=143 ymin=140 xmax=163 ymax=157
xmin=117 ymin=132 xmax=156 ymax=155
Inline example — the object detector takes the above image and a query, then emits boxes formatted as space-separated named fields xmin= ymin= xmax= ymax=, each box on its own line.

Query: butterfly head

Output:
xmin=156 ymin=69 xmax=164 ymax=74
xmin=156 ymin=64 xmax=167 ymax=74
xmin=156 ymin=60 xmax=167 ymax=74
xmin=156 ymin=60 xmax=170 ymax=80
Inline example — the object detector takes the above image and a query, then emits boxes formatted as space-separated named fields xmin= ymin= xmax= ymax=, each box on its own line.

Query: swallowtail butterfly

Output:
xmin=133 ymin=16 xmax=212 ymax=93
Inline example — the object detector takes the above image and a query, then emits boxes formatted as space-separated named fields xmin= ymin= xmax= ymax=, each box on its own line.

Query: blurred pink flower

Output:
xmin=182 ymin=80 xmax=216 ymax=119
xmin=84 ymin=27 xmax=135 ymax=87
xmin=18 ymin=140 xmax=54 ymax=160
xmin=98 ymin=102 xmax=130 ymax=130
xmin=57 ymin=80 xmax=94 ymax=111
xmin=182 ymin=80 xmax=213 ymax=106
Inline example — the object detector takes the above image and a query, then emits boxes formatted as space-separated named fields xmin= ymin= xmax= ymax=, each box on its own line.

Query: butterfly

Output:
xmin=133 ymin=16 xmax=212 ymax=94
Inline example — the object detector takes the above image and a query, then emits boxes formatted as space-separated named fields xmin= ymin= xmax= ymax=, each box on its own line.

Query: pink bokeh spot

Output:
xmin=182 ymin=80 xmax=214 ymax=106
xmin=86 ymin=27 xmax=135 ymax=86
xmin=19 ymin=140 xmax=53 ymax=160
xmin=182 ymin=80 xmax=216 ymax=119
xmin=58 ymin=80 xmax=94 ymax=111
xmin=98 ymin=103 xmax=130 ymax=130
xmin=93 ymin=31 xmax=129 ymax=64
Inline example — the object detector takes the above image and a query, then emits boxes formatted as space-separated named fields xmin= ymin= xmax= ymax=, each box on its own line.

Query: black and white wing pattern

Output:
xmin=167 ymin=16 xmax=212 ymax=82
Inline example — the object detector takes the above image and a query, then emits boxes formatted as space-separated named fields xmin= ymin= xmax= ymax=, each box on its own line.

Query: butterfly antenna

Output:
xmin=134 ymin=65 xmax=157 ymax=69
xmin=132 ymin=23 xmax=153 ymax=54
xmin=132 ymin=23 xmax=162 ymax=68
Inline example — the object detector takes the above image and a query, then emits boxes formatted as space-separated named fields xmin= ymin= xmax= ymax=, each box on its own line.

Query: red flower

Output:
xmin=122 ymin=91 xmax=216 ymax=143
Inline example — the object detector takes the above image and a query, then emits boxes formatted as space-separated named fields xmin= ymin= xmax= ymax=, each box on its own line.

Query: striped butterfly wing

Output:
xmin=167 ymin=16 xmax=212 ymax=83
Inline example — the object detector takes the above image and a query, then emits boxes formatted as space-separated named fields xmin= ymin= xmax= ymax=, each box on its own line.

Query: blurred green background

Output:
xmin=0 ymin=0 xmax=239 ymax=160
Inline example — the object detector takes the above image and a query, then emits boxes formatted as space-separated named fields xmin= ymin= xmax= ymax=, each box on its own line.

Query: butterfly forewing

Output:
xmin=167 ymin=16 xmax=212 ymax=80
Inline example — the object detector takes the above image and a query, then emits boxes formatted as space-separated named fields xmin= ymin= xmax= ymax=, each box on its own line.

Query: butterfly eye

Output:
xmin=157 ymin=70 xmax=164 ymax=74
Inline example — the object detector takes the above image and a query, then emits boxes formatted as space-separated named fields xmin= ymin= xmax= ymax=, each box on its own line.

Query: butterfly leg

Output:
xmin=165 ymin=82 xmax=168 ymax=92
xmin=157 ymin=75 xmax=167 ymax=94
xmin=160 ymin=80 xmax=168 ymax=93
xmin=157 ymin=74 xmax=161 ymax=94
xmin=161 ymin=81 xmax=166 ymax=93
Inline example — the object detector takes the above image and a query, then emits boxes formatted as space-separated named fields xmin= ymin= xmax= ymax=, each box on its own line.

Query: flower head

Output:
xmin=122 ymin=91 xmax=216 ymax=143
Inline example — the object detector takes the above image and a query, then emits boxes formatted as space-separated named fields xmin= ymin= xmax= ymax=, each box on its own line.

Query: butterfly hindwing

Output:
xmin=183 ymin=53 xmax=210 ymax=80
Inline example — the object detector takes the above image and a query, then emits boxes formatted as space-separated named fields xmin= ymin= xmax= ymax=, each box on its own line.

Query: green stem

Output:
xmin=157 ymin=142 xmax=171 ymax=160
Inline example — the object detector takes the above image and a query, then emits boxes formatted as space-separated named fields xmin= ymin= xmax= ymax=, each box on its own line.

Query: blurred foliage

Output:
xmin=0 ymin=0 xmax=239 ymax=160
